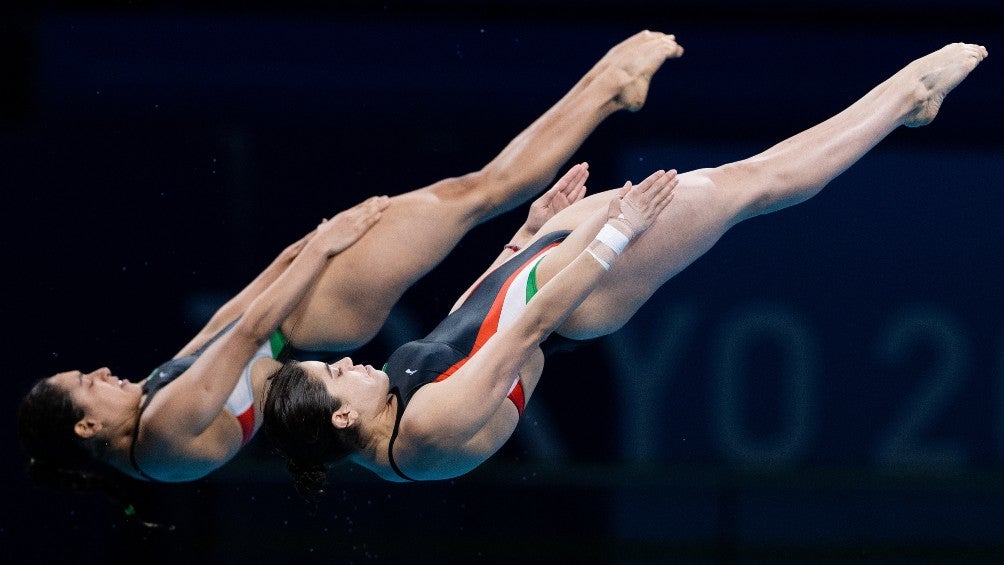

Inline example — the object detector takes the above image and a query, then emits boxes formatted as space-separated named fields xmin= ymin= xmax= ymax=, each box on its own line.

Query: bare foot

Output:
xmin=902 ymin=42 xmax=988 ymax=127
xmin=593 ymin=30 xmax=685 ymax=112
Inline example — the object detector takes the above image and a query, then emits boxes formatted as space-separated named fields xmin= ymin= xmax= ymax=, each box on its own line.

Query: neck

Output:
xmin=96 ymin=403 xmax=143 ymax=476
xmin=349 ymin=393 xmax=400 ymax=469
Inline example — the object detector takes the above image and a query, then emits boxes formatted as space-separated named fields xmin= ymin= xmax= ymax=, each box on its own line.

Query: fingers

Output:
xmin=362 ymin=195 xmax=390 ymax=212
xmin=556 ymin=178 xmax=588 ymax=208
xmin=643 ymin=170 xmax=677 ymax=217
xmin=636 ymin=169 xmax=667 ymax=193
xmin=630 ymin=169 xmax=676 ymax=201
xmin=321 ymin=195 xmax=389 ymax=230
xmin=651 ymin=170 xmax=678 ymax=214
xmin=534 ymin=163 xmax=589 ymax=222
xmin=552 ymin=162 xmax=589 ymax=197
xmin=612 ymin=168 xmax=679 ymax=234
xmin=653 ymin=169 xmax=677 ymax=198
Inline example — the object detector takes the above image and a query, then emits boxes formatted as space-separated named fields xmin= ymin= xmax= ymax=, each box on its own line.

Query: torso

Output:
xmin=127 ymin=325 xmax=288 ymax=482
xmin=376 ymin=232 xmax=568 ymax=481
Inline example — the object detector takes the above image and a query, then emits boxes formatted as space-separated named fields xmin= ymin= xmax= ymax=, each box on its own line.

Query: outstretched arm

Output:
xmin=172 ymin=230 xmax=313 ymax=359
xmin=172 ymin=196 xmax=389 ymax=359
xmin=451 ymin=163 xmax=590 ymax=312
xmin=412 ymin=169 xmax=678 ymax=444
xmin=144 ymin=196 xmax=389 ymax=446
xmin=491 ymin=162 xmax=589 ymax=269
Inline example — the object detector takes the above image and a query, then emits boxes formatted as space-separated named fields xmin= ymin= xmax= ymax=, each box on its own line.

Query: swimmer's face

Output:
xmin=303 ymin=357 xmax=390 ymax=426
xmin=48 ymin=368 xmax=143 ymax=436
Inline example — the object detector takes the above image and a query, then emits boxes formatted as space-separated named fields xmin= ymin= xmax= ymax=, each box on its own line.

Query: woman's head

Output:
xmin=18 ymin=372 xmax=171 ymax=529
xmin=262 ymin=358 xmax=372 ymax=508
xmin=18 ymin=375 xmax=90 ymax=471
xmin=17 ymin=368 xmax=142 ymax=472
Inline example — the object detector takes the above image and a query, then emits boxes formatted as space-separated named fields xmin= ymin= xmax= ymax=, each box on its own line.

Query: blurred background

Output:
xmin=2 ymin=1 xmax=1002 ymax=563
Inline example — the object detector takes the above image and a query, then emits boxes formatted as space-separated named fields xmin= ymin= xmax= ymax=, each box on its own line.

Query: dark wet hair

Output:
xmin=262 ymin=361 xmax=363 ymax=512
xmin=16 ymin=377 xmax=142 ymax=521
xmin=18 ymin=378 xmax=87 ymax=463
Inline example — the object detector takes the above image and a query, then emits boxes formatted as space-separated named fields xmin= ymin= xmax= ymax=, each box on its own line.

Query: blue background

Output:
xmin=2 ymin=2 xmax=1002 ymax=563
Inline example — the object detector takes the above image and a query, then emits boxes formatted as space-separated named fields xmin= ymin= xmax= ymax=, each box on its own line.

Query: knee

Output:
xmin=433 ymin=167 xmax=522 ymax=219
xmin=467 ymin=163 xmax=523 ymax=213
xmin=707 ymin=158 xmax=793 ymax=218
xmin=425 ymin=171 xmax=486 ymax=213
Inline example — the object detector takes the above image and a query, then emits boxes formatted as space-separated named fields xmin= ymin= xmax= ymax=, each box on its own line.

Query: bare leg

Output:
xmin=454 ymin=31 xmax=685 ymax=222
xmin=535 ymin=42 xmax=988 ymax=338
xmin=286 ymin=31 xmax=684 ymax=351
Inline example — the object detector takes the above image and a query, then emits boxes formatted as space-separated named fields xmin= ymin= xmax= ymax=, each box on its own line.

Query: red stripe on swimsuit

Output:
xmin=433 ymin=242 xmax=561 ymax=414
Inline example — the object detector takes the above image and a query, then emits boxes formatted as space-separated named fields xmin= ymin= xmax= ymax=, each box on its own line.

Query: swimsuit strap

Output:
xmin=386 ymin=389 xmax=416 ymax=482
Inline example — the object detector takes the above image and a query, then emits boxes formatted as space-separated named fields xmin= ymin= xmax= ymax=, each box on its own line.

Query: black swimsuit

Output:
xmin=128 ymin=321 xmax=289 ymax=481
xmin=383 ymin=232 xmax=579 ymax=481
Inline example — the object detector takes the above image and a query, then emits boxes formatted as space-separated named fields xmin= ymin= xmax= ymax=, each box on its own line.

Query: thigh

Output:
xmin=552 ymin=170 xmax=745 ymax=339
xmin=286 ymin=181 xmax=485 ymax=351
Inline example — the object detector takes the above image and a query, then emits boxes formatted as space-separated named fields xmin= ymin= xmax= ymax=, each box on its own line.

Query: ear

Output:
xmin=74 ymin=418 xmax=101 ymax=439
xmin=331 ymin=407 xmax=358 ymax=430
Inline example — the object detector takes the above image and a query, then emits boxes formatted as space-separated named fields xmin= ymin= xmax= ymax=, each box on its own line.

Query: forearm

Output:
xmin=151 ymin=197 xmax=387 ymax=436
xmin=519 ymin=250 xmax=608 ymax=344
xmin=174 ymin=240 xmax=303 ymax=357
xmin=520 ymin=217 xmax=637 ymax=342
xmin=483 ymin=224 xmax=538 ymax=273
xmin=507 ymin=223 xmax=538 ymax=251
xmin=189 ymin=241 xmax=327 ymax=401
xmin=238 ymin=243 xmax=328 ymax=339
xmin=485 ymin=162 xmax=590 ymax=273
xmin=428 ymin=246 xmax=610 ymax=432
xmin=167 ymin=243 xmax=330 ymax=428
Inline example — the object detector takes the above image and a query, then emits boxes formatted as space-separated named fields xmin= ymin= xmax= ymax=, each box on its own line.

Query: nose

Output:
xmin=329 ymin=357 xmax=353 ymax=374
xmin=90 ymin=367 xmax=112 ymax=380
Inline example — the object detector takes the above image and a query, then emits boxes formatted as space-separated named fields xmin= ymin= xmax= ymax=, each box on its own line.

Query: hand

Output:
xmin=607 ymin=169 xmax=678 ymax=238
xmin=313 ymin=195 xmax=390 ymax=256
xmin=524 ymin=163 xmax=589 ymax=234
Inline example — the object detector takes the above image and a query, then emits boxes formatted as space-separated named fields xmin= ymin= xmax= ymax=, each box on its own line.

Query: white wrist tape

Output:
xmin=595 ymin=223 xmax=630 ymax=254
xmin=587 ymin=223 xmax=630 ymax=271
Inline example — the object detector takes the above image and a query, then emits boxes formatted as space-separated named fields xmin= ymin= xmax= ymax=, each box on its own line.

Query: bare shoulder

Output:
xmin=388 ymin=394 xmax=513 ymax=481
xmin=135 ymin=410 xmax=242 ymax=481
xmin=395 ymin=386 xmax=449 ymax=448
